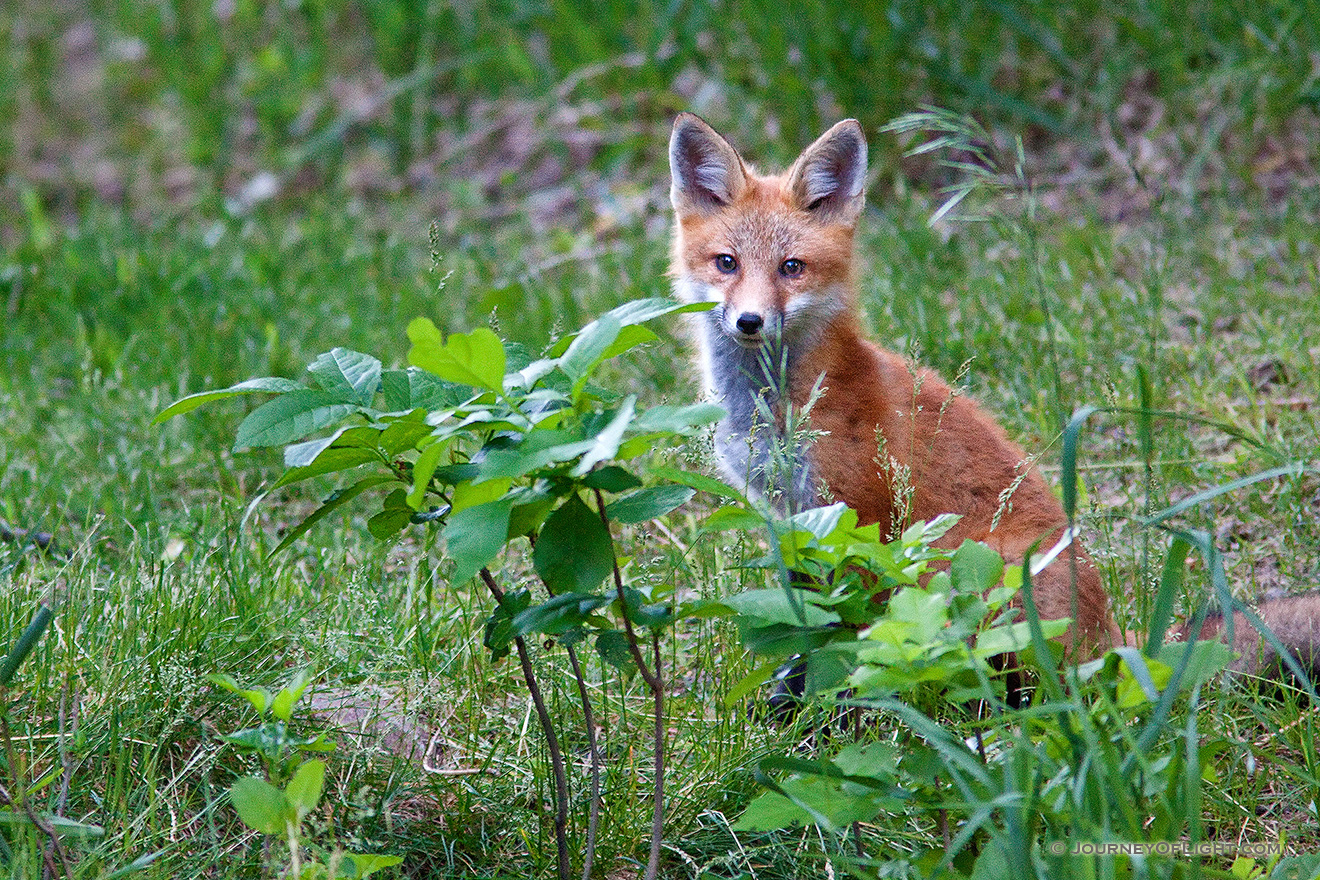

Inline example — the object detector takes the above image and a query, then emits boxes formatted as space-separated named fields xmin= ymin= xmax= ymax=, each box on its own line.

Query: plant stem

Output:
xmin=479 ymin=567 xmax=571 ymax=880
xmin=287 ymin=822 xmax=301 ymax=880
xmin=528 ymin=529 xmax=602 ymax=880
xmin=647 ymin=633 xmax=665 ymax=880
xmin=566 ymin=644 xmax=602 ymax=880
xmin=591 ymin=488 xmax=665 ymax=880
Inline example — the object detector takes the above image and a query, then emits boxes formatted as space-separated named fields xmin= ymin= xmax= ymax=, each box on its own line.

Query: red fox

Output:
xmin=667 ymin=112 xmax=1318 ymax=679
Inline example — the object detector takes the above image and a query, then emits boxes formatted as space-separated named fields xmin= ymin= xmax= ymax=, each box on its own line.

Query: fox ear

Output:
xmin=670 ymin=113 xmax=748 ymax=214
xmin=787 ymin=119 xmax=868 ymax=224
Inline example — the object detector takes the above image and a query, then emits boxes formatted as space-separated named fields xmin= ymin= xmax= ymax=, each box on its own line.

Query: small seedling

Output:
xmin=210 ymin=670 xmax=401 ymax=879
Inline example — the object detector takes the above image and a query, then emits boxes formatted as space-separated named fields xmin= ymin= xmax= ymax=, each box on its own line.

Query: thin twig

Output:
xmin=479 ymin=567 xmax=571 ymax=880
xmin=647 ymin=633 xmax=666 ymax=880
xmin=591 ymin=488 xmax=665 ymax=880
xmin=566 ymin=645 xmax=602 ymax=880
xmin=591 ymin=490 xmax=660 ymax=692
xmin=530 ymin=529 xmax=604 ymax=880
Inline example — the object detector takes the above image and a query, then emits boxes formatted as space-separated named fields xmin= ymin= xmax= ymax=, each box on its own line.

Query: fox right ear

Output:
xmin=786 ymin=119 xmax=868 ymax=225
xmin=669 ymin=113 xmax=747 ymax=214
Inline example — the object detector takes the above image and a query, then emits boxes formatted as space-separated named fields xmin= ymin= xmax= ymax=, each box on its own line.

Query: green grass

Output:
xmin=3 ymin=1 xmax=1320 ymax=878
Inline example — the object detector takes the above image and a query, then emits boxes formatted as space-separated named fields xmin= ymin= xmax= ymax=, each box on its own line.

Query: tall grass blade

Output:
xmin=0 ymin=603 xmax=52 ymax=686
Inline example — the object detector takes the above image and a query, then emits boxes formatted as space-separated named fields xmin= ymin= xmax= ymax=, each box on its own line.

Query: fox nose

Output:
xmin=734 ymin=312 xmax=764 ymax=335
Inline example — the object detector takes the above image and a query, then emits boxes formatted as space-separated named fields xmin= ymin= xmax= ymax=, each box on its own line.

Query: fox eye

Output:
xmin=714 ymin=254 xmax=738 ymax=274
xmin=780 ymin=258 xmax=805 ymax=277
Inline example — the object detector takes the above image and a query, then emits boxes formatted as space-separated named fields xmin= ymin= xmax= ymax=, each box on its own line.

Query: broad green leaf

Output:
xmin=234 ymin=391 xmax=360 ymax=450
xmin=435 ymin=408 xmax=527 ymax=437
xmin=229 ymin=777 xmax=290 ymax=835
xmin=1269 ymin=856 xmax=1320 ymax=880
xmin=602 ymin=297 xmax=713 ymax=324
xmin=477 ymin=431 xmax=596 ymax=481
xmin=674 ymin=597 xmax=736 ymax=621
xmin=559 ymin=313 xmax=621 ymax=385
xmin=548 ymin=298 xmax=713 ymax=357
xmin=582 ymin=465 xmax=643 ymax=493
xmin=621 ymin=587 xmax=674 ymax=629
xmin=380 ymin=370 xmax=412 ymax=411
xmin=701 ymin=506 xmax=766 ymax=532
xmin=1148 ymin=639 xmax=1234 ymax=690
xmin=407 ymin=319 xmax=506 ymax=391
xmin=381 ymin=368 xmax=465 ymax=411
xmin=484 ymin=588 xmax=531 ymax=660
xmin=595 ymin=630 xmax=635 ymax=674
xmin=284 ymin=429 xmax=355 ymax=469
xmin=901 ymin=513 xmax=961 ymax=546
xmin=881 ymin=587 xmax=949 ymax=644
xmin=1113 ymin=648 xmax=1172 ymax=709
xmin=573 ymin=396 xmax=636 ymax=476
xmin=342 ymin=853 xmax=406 ymax=878
xmin=534 ymin=494 xmax=613 ymax=594
xmin=152 ymin=377 xmax=303 ymax=425
xmin=599 ymin=325 xmax=659 ymax=362
xmin=734 ymin=790 xmax=818 ymax=832
xmin=282 ymin=424 xmax=382 ymax=468
xmin=284 ymin=759 xmax=326 ymax=820
xmin=328 ymin=425 xmax=382 ymax=448
xmin=650 ymin=466 xmax=746 ymax=501
xmin=270 ymin=476 xmax=396 ymax=555
xmin=560 ymin=323 xmax=661 ymax=397
xmin=298 ymin=731 xmax=336 ymax=753
xmin=736 ymin=766 xmax=896 ymax=833
xmin=508 ymin=357 xmax=560 ymax=390
xmin=307 ymin=348 xmax=381 ymax=406
xmin=969 ymin=839 xmax=1014 ymax=880
xmin=272 ymin=448 xmax=380 ymax=490
xmin=950 ymin=540 xmax=1005 ymax=593
xmin=512 ymin=592 xmax=612 ymax=637
xmin=443 ymin=497 xmax=515 ymax=584
xmin=630 ymin=402 xmax=725 ymax=435
xmin=222 ymin=724 xmax=329 ymax=756
xmin=507 ymin=486 xmax=558 ymax=538
xmin=369 ymin=489 xmax=413 ymax=539
xmin=721 ymin=589 xmax=839 ymax=627
xmin=973 ymin=619 xmax=1066 ymax=659
xmin=206 ymin=673 xmax=271 ymax=715
xmin=521 ymin=392 xmax=571 ymax=428
xmin=269 ymin=668 xmax=313 ymax=722
xmin=450 ymin=476 xmax=511 ymax=514
xmin=606 ymin=485 xmax=694 ymax=524
xmin=432 ymin=463 xmax=479 ymax=485
xmin=407 ymin=441 xmax=448 ymax=509
xmin=789 ymin=503 xmax=851 ymax=541
xmin=378 ymin=418 xmax=433 ymax=455
xmin=831 ymin=742 xmax=901 ymax=779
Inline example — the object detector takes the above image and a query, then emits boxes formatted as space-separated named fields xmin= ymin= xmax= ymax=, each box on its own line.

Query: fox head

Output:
xmin=668 ymin=113 xmax=868 ymax=348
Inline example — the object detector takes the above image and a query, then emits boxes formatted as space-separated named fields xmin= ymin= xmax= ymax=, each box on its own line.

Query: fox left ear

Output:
xmin=670 ymin=112 xmax=748 ymax=215
xmin=787 ymin=119 xmax=868 ymax=225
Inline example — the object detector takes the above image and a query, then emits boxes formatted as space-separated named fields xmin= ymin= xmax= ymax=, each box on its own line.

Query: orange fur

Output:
xmin=668 ymin=112 xmax=1320 ymax=682
xmin=668 ymin=112 xmax=1112 ymax=653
